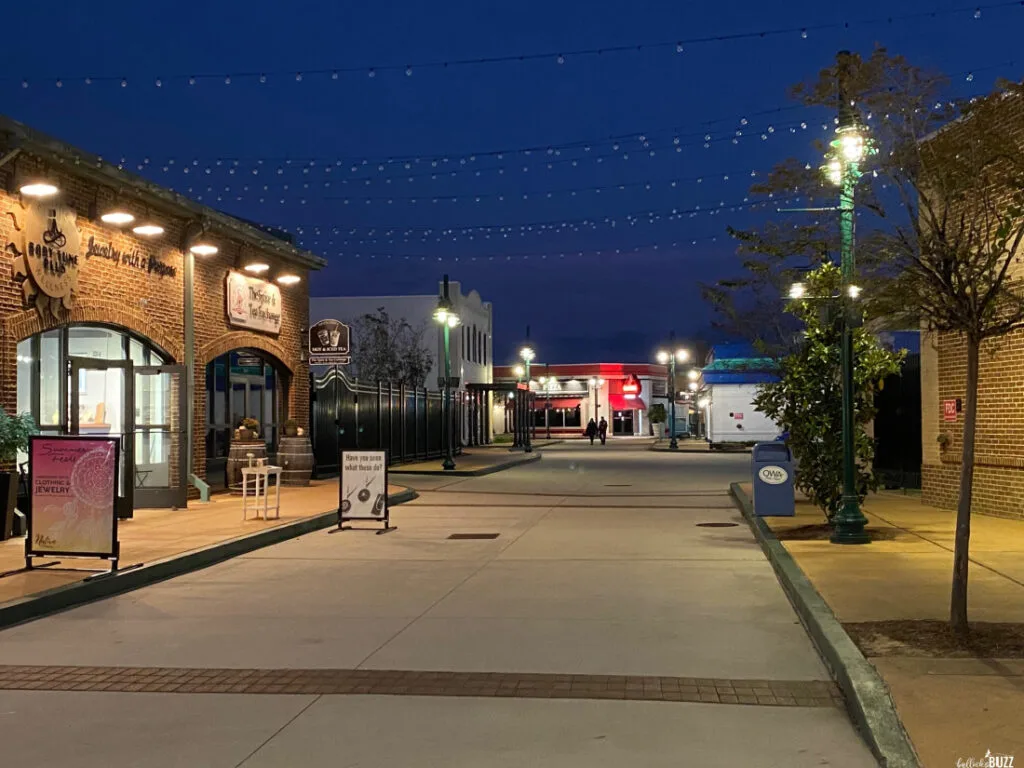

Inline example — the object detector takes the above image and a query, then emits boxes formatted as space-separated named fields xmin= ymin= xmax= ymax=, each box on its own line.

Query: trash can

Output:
xmin=751 ymin=442 xmax=795 ymax=517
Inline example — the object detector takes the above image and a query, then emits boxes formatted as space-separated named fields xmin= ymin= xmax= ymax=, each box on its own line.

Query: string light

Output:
xmin=4 ymin=3 xmax=1017 ymax=87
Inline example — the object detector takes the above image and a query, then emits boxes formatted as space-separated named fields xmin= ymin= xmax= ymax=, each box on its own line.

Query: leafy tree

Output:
xmin=349 ymin=308 xmax=434 ymax=388
xmin=711 ymin=46 xmax=1024 ymax=632
xmin=754 ymin=264 xmax=905 ymax=520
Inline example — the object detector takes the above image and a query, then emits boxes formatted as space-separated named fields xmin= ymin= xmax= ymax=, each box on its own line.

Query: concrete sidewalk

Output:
xmin=752 ymin=487 xmax=1024 ymax=767
xmin=0 ymin=446 xmax=874 ymax=767
xmin=393 ymin=448 xmax=542 ymax=476
xmin=0 ymin=480 xmax=412 ymax=608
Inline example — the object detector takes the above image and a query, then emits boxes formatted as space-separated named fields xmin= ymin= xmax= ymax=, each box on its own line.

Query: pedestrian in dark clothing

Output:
xmin=585 ymin=419 xmax=598 ymax=445
xmin=598 ymin=417 xmax=608 ymax=445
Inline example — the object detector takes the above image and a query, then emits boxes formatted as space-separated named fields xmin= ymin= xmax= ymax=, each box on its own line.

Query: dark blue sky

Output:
xmin=2 ymin=0 xmax=1018 ymax=363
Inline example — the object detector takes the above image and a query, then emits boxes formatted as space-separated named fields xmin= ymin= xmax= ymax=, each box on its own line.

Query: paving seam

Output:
xmin=730 ymin=482 xmax=920 ymax=768
xmin=0 ymin=665 xmax=843 ymax=708
xmin=867 ymin=509 xmax=1024 ymax=590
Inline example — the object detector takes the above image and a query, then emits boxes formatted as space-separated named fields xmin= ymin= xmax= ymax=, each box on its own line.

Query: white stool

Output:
xmin=241 ymin=464 xmax=282 ymax=520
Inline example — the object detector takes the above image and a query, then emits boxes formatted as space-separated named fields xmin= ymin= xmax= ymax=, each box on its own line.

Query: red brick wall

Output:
xmin=0 ymin=157 xmax=312 ymax=488
xmin=919 ymin=94 xmax=1024 ymax=521
xmin=924 ymin=329 xmax=1024 ymax=519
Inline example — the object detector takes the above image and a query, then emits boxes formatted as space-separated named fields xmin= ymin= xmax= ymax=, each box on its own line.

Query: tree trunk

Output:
xmin=950 ymin=335 xmax=980 ymax=635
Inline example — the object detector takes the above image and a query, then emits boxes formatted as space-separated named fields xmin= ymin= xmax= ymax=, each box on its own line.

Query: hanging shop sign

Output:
xmin=309 ymin=318 xmax=351 ymax=365
xmin=336 ymin=450 xmax=393 ymax=533
xmin=26 ymin=436 xmax=120 ymax=566
xmin=226 ymin=271 xmax=282 ymax=334
xmin=622 ymin=374 xmax=642 ymax=399
xmin=84 ymin=235 xmax=177 ymax=279
xmin=6 ymin=202 xmax=82 ymax=318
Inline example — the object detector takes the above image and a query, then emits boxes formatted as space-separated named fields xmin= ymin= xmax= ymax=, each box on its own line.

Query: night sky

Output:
xmin=2 ymin=0 xmax=1019 ymax=363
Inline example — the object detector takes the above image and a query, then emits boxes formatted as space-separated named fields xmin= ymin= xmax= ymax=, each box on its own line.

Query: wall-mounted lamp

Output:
xmin=277 ymin=273 xmax=301 ymax=285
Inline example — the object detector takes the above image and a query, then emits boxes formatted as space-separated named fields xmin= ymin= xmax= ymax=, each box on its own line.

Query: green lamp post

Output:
xmin=519 ymin=337 xmax=535 ymax=453
xmin=823 ymin=50 xmax=873 ymax=544
xmin=656 ymin=334 xmax=690 ymax=451
xmin=434 ymin=275 xmax=461 ymax=471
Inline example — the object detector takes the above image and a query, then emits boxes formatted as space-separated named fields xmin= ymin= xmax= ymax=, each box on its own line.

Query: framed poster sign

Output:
xmin=337 ymin=450 xmax=393 ymax=533
xmin=27 ymin=436 xmax=120 ymax=566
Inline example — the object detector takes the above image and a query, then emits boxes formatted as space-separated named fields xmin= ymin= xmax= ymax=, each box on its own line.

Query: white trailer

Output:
xmin=704 ymin=383 xmax=781 ymax=448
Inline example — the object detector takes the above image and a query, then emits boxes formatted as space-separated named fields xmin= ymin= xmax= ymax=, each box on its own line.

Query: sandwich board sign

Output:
xmin=336 ymin=450 xmax=394 ymax=533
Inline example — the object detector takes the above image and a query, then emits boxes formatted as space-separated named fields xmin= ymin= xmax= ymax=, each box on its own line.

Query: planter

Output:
xmin=0 ymin=471 xmax=18 ymax=541
xmin=279 ymin=435 xmax=314 ymax=486
xmin=651 ymin=422 xmax=664 ymax=438
xmin=284 ymin=424 xmax=299 ymax=438
xmin=227 ymin=440 xmax=267 ymax=493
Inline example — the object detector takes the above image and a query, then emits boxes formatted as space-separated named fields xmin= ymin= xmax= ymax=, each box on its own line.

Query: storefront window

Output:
xmin=40 ymin=331 xmax=63 ymax=427
xmin=565 ymin=406 xmax=582 ymax=428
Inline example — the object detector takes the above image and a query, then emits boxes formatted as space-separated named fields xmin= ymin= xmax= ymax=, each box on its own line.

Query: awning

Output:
xmin=609 ymin=395 xmax=646 ymax=411
xmin=534 ymin=398 xmax=582 ymax=409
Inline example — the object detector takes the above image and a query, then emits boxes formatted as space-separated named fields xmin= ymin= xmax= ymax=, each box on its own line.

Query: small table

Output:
xmin=241 ymin=465 xmax=283 ymax=521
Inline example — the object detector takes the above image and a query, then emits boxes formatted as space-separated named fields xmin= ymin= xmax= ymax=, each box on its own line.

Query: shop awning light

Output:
xmin=20 ymin=181 xmax=59 ymax=198
xmin=101 ymin=210 xmax=135 ymax=225
xmin=133 ymin=223 xmax=164 ymax=236
xmin=244 ymin=261 xmax=270 ymax=273
xmin=190 ymin=243 xmax=218 ymax=256
xmin=277 ymin=273 xmax=301 ymax=285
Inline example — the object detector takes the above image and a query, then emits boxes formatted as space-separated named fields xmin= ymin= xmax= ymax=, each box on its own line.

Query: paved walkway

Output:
xmin=393 ymin=448 xmax=540 ymax=475
xmin=757 ymin=488 xmax=1024 ymax=767
xmin=0 ymin=481 xmax=407 ymax=605
xmin=0 ymin=447 xmax=875 ymax=767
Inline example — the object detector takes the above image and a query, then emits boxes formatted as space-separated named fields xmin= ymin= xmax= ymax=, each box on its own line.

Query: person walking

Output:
xmin=585 ymin=418 xmax=598 ymax=445
xmin=598 ymin=417 xmax=608 ymax=445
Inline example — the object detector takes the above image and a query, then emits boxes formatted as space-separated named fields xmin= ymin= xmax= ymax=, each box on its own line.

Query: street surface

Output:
xmin=0 ymin=441 xmax=876 ymax=767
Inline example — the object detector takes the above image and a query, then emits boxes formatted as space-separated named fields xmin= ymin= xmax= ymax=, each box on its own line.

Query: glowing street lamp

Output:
xmin=434 ymin=275 xmax=461 ymax=471
xmin=655 ymin=333 xmax=691 ymax=450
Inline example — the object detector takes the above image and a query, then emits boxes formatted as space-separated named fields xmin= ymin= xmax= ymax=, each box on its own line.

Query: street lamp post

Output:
xmin=588 ymin=377 xmax=604 ymax=426
xmin=655 ymin=334 xmax=690 ymax=451
xmin=519 ymin=334 xmax=535 ymax=453
xmin=824 ymin=50 xmax=871 ymax=545
xmin=512 ymin=364 xmax=525 ymax=448
xmin=434 ymin=275 xmax=461 ymax=471
xmin=543 ymin=364 xmax=552 ymax=439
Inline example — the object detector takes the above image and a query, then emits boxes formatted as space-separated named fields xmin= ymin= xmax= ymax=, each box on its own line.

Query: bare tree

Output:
xmin=718 ymin=47 xmax=1024 ymax=633
xmin=349 ymin=308 xmax=434 ymax=389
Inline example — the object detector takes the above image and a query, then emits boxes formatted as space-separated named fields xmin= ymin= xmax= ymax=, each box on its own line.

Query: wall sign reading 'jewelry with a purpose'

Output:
xmin=226 ymin=271 xmax=282 ymax=334
xmin=84 ymin=235 xmax=177 ymax=279
xmin=5 ymin=202 xmax=82 ymax=318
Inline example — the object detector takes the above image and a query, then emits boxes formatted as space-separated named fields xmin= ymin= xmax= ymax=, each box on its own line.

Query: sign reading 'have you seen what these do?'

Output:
xmin=226 ymin=271 xmax=282 ymax=334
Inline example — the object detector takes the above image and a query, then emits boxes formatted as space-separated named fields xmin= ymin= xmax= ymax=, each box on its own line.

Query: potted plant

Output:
xmin=648 ymin=403 xmax=668 ymax=439
xmin=284 ymin=418 xmax=299 ymax=437
xmin=236 ymin=417 xmax=260 ymax=441
xmin=0 ymin=410 xmax=36 ymax=540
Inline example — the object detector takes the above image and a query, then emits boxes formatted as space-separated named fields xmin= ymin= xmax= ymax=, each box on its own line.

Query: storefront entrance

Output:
xmin=205 ymin=351 xmax=282 ymax=490
xmin=612 ymin=409 xmax=635 ymax=436
xmin=17 ymin=325 xmax=188 ymax=516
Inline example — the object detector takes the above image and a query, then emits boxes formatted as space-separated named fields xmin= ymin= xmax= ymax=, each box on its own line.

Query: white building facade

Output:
xmin=310 ymin=279 xmax=494 ymax=443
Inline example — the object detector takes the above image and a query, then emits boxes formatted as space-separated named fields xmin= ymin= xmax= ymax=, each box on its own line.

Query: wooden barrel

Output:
xmin=278 ymin=435 xmax=314 ymax=486
xmin=227 ymin=441 xmax=267 ymax=494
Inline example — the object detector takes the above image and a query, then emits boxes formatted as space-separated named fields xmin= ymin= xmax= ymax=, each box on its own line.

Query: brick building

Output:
xmin=0 ymin=115 xmax=325 ymax=514
xmin=920 ymin=92 xmax=1024 ymax=520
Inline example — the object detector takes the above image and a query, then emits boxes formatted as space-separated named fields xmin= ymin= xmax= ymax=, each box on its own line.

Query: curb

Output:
xmin=729 ymin=482 xmax=919 ymax=768
xmin=0 ymin=487 xmax=419 ymax=632
xmin=391 ymin=451 xmax=542 ymax=477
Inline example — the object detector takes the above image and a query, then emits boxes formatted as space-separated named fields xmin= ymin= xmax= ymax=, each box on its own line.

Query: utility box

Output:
xmin=751 ymin=442 xmax=795 ymax=517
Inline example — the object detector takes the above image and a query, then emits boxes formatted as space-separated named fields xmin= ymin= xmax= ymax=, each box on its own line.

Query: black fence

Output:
xmin=310 ymin=368 xmax=465 ymax=476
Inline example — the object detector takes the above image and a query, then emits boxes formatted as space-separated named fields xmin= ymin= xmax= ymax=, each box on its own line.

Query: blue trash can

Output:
xmin=751 ymin=442 xmax=795 ymax=517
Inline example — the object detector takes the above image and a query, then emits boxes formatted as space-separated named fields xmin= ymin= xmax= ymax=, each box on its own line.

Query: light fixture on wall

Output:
xmin=19 ymin=180 xmax=59 ymax=198
xmin=189 ymin=242 xmax=218 ymax=256
xmin=244 ymin=261 xmax=269 ymax=274
xmin=133 ymin=222 xmax=164 ymax=236
xmin=276 ymin=273 xmax=301 ymax=285
xmin=101 ymin=209 xmax=135 ymax=225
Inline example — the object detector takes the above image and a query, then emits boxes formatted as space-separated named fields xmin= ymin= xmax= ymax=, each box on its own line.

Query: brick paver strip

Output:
xmin=0 ymin=666 xmax=842 ymax=708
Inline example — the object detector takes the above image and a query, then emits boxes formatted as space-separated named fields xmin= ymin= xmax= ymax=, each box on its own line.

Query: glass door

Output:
xmin=69 ymin=357 xmax=134 ymax=520
xmin=134 ymin=365 xmax=188 ymax=509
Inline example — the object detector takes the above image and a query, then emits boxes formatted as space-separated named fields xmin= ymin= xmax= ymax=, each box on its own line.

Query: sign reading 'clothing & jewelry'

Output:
xmin=226 ymin=271 xmax=282 ymax=334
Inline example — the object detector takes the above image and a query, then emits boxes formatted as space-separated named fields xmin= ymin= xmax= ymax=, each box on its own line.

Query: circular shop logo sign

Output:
xmin=758 ymin=465 xmax=788 ymax=485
